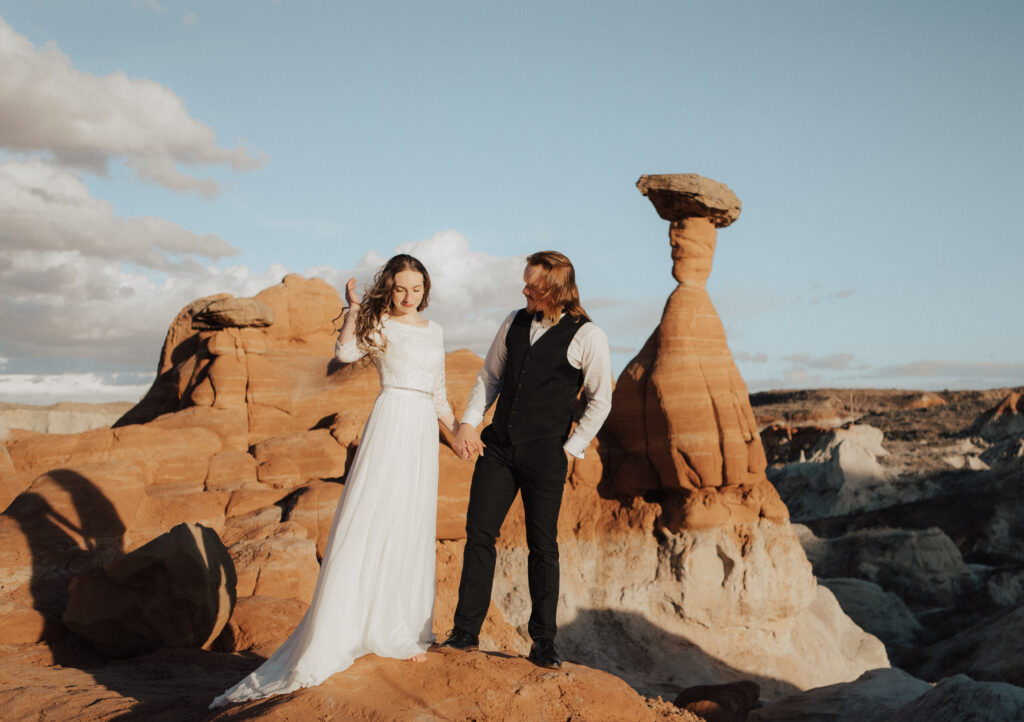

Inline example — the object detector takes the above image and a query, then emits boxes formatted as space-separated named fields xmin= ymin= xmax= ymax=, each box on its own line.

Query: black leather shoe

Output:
xmin=439 ymin=628 xmax=479 ymax=651
xmin=527 ymin=640 xmax=561 ymax=669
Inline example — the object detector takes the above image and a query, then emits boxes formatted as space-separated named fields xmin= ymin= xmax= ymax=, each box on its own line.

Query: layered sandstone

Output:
xmin=604 ymin=175 xmax=781 ymax=529
xmin=0 ymin=275 xmax=479 ymax=665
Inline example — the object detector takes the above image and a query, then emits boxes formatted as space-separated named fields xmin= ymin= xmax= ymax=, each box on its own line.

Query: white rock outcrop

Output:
xmin=883 ymin=674 xmax=1024 ymax=722
xmin=798 ymin=525 xmax=973 ymax=608
xmin=748 ymin=668 xmax=931 ymax=722
xmin=769 ymin=425 xmax=900 ymax=520
xmin=486 ymin=520 xmax=887 ymax=700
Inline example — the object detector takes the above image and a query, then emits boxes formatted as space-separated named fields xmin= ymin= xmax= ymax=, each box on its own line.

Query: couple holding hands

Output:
xmin=213 ymin=250 xmax=611 ymax=708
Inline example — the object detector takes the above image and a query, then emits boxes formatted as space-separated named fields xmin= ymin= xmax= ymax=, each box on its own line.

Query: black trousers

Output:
xmin=452 ymin=426 xmax=568 ymax=643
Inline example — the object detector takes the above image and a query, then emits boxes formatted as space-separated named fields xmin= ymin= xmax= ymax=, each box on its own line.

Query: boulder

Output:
xmin=674 ymin=680 xmax=760 ymax=722
xmin=800 ymin=525 xmax=973 ymax=608
xmin=191 ymin=297 xmax=274 ymax=330
xmin=881 ymin=674 xmax=1024 ymax=722
xmin=768 ymin=425 xmax=896 ymax=521
xmin=977 ymin=391 xmax=1024 ymax=441
xmin=747 ymin=668 xmax=931 ymax=721
xmin=910 ymin=604 xmax=1024 ymax=685
xmin=819 ymin=577 xmax=921 ymax=655
xmin=62 ymin=522 xmax=235 ymax=658
xmin=636 ymin=173 xmax=742 ymax=227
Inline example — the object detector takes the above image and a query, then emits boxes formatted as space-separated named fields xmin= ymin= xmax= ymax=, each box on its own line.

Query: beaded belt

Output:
xmin=381 ymin=384 xmax=432 ymax=396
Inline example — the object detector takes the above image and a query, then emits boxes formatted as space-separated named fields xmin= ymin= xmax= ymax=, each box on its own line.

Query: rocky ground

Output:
xmin=754 ymin=387 xmax=1024 ymax=685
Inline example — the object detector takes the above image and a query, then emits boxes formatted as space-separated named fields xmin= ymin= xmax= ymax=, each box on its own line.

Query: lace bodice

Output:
xmin=335 ymin=318 xmax=451 ymax=418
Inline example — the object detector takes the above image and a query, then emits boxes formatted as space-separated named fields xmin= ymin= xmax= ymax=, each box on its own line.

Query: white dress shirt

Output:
xmin=461 ymin=310 xmax=613 ymax=458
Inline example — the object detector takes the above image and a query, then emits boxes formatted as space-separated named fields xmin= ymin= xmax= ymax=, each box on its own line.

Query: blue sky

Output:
xmin=0 ymin=1 xmax=1022 ymax=404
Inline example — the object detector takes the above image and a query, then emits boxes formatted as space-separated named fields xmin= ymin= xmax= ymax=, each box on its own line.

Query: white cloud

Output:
xmin=869 ymin=361 xmax=1024 ymax=389
xmin=0 ymin=159 xmax=235 ymax=269
xmin=0 ymin=373 xmax=151 ymax=405
xmin=131 ymin=0 xmax=165 ymax=13
xmin=735 ymin=351 xmax=769 ymax=363
xmin=0 ymin=17 xmax=264 ymax=193
xmin=783 ymin=352 xmax=856 ymax=371
xmin=0 ymin=223 xmax=529 ymax=376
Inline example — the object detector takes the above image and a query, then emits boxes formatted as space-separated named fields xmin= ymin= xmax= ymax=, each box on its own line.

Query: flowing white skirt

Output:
xmin=211 ymin=388 xmax=439 ymax=708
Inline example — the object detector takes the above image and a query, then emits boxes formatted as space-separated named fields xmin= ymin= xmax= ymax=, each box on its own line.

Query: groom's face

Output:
xmin=523 ymin=264 xmax=550 ymax=314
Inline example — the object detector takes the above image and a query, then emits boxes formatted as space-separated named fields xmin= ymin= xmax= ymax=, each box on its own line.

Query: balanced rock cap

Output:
xmin=637 ymin=174 xmax=741 ymax=228
xmin=192 ymin=297 xmax=275 ymax=330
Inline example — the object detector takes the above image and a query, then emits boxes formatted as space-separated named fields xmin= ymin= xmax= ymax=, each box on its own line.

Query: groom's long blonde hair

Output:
xmin=526 ymin=251 xmax=588 ymax=323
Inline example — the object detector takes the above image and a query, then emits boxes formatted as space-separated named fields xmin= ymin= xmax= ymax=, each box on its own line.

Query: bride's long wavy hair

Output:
xmin=352 ymin=254 xmax=431 ymax=357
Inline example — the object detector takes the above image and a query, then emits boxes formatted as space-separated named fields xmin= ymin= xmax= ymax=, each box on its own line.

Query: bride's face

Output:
xmin=390 ymin=269 xmax=425 ymax=317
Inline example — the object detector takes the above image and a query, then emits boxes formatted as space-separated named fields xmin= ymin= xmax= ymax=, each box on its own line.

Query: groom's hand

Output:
xmin=455 ymin=422 xmax=484 ymax=460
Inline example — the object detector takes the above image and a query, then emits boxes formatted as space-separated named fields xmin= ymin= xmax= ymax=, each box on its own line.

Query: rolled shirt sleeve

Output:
xmin=562 ymin=323 xmax=613 ymax=459
xmin=460 ymin=311 xmax=517 ymax=428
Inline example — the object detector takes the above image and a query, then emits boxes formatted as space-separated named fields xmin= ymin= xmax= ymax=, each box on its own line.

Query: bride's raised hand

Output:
xmin=345 ymin=278 xmax=361 ymax=307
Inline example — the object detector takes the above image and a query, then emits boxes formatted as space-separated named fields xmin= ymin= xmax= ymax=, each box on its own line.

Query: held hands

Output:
xmin=454 ymin=422 xmax=485 ymax=461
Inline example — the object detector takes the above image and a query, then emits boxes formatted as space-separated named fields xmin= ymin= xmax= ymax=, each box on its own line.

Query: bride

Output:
xmin=211 ymin=254 xmax=459 ymax=708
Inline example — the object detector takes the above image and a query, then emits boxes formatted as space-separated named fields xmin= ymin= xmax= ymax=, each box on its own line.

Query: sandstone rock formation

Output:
xmin=479 ymin=174 xmax=887 ymax=699
xmin=637 ymin=173 xmax=742 ymax=228
xmin=0 ymin=275 xmax=477 ymax=664
xmin=62 ymin=522 xmax=235 ymax=658
xmin=604 ymin=174 xmax=781 ymax=528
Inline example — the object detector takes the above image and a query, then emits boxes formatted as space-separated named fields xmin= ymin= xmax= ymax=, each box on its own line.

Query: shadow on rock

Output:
xmin=5 ymin=468 xmax=125 ymax=660
xmin=557 ymin=607 xmax=798 ymax=702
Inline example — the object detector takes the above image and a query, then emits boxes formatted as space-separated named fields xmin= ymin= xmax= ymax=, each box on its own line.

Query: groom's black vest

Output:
xmin=491 ymin=309 xmax=588 ymax=445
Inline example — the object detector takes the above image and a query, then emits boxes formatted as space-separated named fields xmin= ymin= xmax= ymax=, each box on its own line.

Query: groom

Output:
xmin=441 ymin=251 xmax=612 ymax=669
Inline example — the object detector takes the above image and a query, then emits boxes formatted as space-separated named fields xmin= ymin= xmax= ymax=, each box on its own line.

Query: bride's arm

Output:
xmin=432 ymin=331 xmax=458 ymax=435
xmin=335 ymin=278 xmax=365 ymax=363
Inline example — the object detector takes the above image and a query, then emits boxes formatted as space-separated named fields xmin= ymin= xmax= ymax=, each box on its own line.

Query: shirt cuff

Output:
xmin=563 ymin=437 xmax=587 ymax=459
xmin=461 ymin=410 xmax=485 ymax=428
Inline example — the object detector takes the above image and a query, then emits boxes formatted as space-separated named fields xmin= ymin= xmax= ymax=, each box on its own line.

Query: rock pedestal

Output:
xmin=605 ymin=174 xmax=783 ymax=528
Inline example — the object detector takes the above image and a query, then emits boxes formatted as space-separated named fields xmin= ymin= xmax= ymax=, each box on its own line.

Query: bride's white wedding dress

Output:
xmin=211 ymin=317 xmax=450 ymax=708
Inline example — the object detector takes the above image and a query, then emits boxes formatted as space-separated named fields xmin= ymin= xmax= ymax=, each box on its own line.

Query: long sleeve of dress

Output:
xmin=335 ymin=333 xmax=365 ymax=364
xmin=432 ymin=363 xmax=453 ymax=420
xmin=432 ymin=329 xmax=454 ymax=420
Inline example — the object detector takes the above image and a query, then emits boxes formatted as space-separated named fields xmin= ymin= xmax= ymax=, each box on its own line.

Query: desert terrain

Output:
xmin=1 ymin=176 xmax=1021 ymax=720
